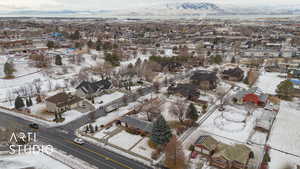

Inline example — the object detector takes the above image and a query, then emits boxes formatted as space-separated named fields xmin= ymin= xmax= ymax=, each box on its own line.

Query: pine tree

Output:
xmin=54 ymin=113 xmax=58 ymax=121
xmin=87 ymin=39 xmax=94 ymax=48
xmin=26 ymin=98 xmax=30 ymax=107
xmin=150 ymin=115 xmax=172 ymax=146
xmin=4 ymin=62 xmax=15 ymax=78
xmin=231 ymin=56 xmax=236 ymax=63
xmin=47 ymin=41 xmax=55 ymax=49
xmin=29 ymin=97 xmax=33 ymax=106
xmin=186 ymin=103 xmax=198 ymax=121
xmin=89 ymin=124 xmax=95 ymax=133
xmin=15 ymin=96 xmax=25 ymax=110
xmin=55 ymin=55 xmax=62 ymax=65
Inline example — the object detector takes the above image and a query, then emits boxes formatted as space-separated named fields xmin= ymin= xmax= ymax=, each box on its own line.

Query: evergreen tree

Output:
xmin=186 ymin=103 xmax=199 ymax=121
xmin=4 ymin=62 xmax=15 ymax=78
xmin=47 ymin=41 xmax=55 ymax=49
xmin=150 ymin=115 xmax=172 ymax=146
xmin=15 ymin=96 xmax=25 ymax=110
xmin=87 ymin=39 xmax=94 ymax=48
xmin=54 ymin=113 xmax=58 ymax=121
xmin=26 ymin=98 xmax=30 ymax=107
xmin=213 ymin=55 xmax=223 ymax=64
xmin=231 ymin=56 xmax=236 ymax=63
xmin=276 ymin=80 xmax=294 ymax=100
xmin=95 ymin=40 xmax=102 ymax=51
xmin=71 ymin=30 xmax=80 ymax=40
xmin=29 ymin=97 xmax=33 ymax=106
xmin=55 ymin=55 xmax=62 ymax=65
xmin=89 ymin=124 xmax=95 ymax=133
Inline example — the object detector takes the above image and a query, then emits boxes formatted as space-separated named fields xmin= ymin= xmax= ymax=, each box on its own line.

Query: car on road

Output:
xmin=73 ymin=138 xmax=84 ymax=145
xmin=29 ymin=123 xmax=39 ymax=129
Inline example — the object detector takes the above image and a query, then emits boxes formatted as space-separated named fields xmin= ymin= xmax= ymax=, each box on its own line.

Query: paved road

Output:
xmin=0 ymin=112 xmax=153 ymax=169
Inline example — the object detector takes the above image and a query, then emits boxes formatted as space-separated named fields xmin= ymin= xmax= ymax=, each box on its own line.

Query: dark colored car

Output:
xmin=29 ymin=123 xmax=39 ymax=129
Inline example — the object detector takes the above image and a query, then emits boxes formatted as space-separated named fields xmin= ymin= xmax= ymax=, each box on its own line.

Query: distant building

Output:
xmin=167 ymin=83 xmax=200 ymax=101
xmin=190 ymin=70 xmax=218 ymax=90
xmin=221 ymin=67 xmax=244 ymax=82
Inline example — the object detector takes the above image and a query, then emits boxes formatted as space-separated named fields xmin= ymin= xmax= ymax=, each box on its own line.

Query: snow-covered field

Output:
xmin=0 ymin=152 xmax=71 ymax=169
xmin=269 ymin=149 xmax=300 ymax=169
xmin=255 ymin=72 xmax=285 ymax=95
xmin=109 ymin=130 xmax=143 ymax=150
xmin=268 ymin=101 xmax=300 ymax=156
xmin=131 ymin=138 xmax=153 ymax=158
xmin=199 ymin=105 xmax=255 ymax=142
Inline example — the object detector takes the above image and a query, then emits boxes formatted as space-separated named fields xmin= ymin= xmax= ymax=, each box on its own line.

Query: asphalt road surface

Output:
xmin=0 ymin=111 xmax=153 ymax=169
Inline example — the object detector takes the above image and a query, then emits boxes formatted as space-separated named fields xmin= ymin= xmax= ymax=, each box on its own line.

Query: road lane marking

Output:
xmin=64 ymin=139 xmax=132 ymax=169
xmin=38 ymin=136 xmax=116 ymax=169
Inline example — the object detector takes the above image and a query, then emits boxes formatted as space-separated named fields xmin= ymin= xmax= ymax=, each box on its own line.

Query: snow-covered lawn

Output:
xmin=161 ymin=100 xmax=179 ymax=121
xmin=93 ymin=125 xmax=119 ymax=139
xmin=109 ymin=130 xmax=143 ymax=150
xmin=94 ymin=91 xmax=124 ymax=107
xmin=199 ymin=105 xmax=255 ymax=142
xmin=0 ymin=152 xmax=71 ymax=169
xmin=250 ymin=131 xmax=267 ymax=145
xmin=29 ymin=103 xmax=54 ymax=121
xmin=131 ymin=138 xmax=154 ymax=158
xmin=90 ymin=102 xmax=138 ymax=127
xmin=61 ymin=110 xmax=85 ymax=125
xmin=269 ymin=149 xmax=300 ymax=169
xmin=255 ymin=72 xmax=285 ymax=95
xmin=268 ymin=101 xmax=300 ymax=156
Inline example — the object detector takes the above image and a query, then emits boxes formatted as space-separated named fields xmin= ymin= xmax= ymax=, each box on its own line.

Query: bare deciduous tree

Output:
xmin=140 ymin=98 xmax=163 ymax=122
xmin=170 ymin=99 xmax=188 ymax=124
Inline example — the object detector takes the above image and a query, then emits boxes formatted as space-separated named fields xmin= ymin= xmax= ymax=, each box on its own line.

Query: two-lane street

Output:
xmin=0 ymin=111 xmax=153 ymax=169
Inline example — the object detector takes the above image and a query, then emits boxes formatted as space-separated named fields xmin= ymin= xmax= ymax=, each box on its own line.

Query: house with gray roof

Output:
xmin=76 ymin=79 xmax=112 ymax=99
xmin=119 ymin=116 xmax=153 ymax=135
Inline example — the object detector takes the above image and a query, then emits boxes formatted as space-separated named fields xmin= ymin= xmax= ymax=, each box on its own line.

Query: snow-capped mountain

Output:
xmin=165 ymin=2 xmax=222 ymax=11
xmin=1 ymin=1 xmax=300 ymax=17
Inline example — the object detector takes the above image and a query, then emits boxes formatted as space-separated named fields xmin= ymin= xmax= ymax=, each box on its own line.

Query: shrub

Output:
xmin=148 ymin=139 xmax=158 ymax=150
xmin=189 ymin=145 xmax=195 ymax=151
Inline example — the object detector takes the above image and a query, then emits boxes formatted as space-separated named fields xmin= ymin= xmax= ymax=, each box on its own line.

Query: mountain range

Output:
xmin=1 ymin=2 xmax=300 ymax=17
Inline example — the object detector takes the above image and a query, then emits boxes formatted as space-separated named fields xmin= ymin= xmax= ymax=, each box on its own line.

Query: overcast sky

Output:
xmin=1 ymin=0 xmax=300 ymax=11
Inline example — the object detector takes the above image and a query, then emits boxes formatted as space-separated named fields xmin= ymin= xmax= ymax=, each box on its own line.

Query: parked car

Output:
xmin=29 ymin=123 xmax=39 ymax=129
xmin=73 ymin=138 xmax=84 ymax=145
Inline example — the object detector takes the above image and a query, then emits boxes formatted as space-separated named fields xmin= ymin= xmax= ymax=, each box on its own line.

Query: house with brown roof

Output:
xmin=194 ymin=135 xmax=253 ymax=169
xmin=194 ymin=135 xmax=218 ymax=156
xmin=45 ymin=92 xmax=83 ymax=113
xmin=210 ymin=144 xmax=252 ymax=169
xmin=190 ymin=70 xmax=218 ymax=90
xmin=221 ymin=67 xmax=244 ymax=82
